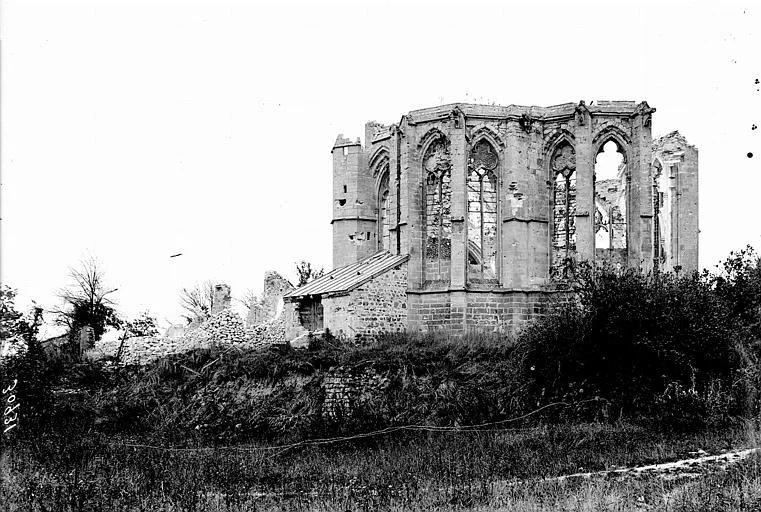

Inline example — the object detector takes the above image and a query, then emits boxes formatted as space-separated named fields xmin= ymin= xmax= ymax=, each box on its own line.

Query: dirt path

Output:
xmin=549 ymin=447 xmax=760 ymax=483
xmin=201 ymin=447 xmax=761 ymax=502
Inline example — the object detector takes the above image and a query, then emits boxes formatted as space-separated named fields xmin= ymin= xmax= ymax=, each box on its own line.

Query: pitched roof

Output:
xmin=284 ymin=251 xmax=409 ymax=299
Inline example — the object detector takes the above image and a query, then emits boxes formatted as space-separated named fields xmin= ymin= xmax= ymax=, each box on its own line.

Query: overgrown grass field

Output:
xmin=3 ymin=422 xmax=759 ymax=511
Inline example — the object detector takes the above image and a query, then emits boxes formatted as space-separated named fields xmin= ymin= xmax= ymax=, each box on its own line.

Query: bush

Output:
xmin=515 ymin=259 xmax=759 ymax=425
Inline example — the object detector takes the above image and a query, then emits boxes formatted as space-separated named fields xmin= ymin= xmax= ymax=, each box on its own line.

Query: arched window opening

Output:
xmin=424 ymin=139 xmax=452 ymax=282
xmin=551 ymin=142 xmax=577 ymax=277
xmin=378 ymin=172 xmax=390 ymax=251
xmin=467 ymin=140 xmax=498 ymax=282
xmin=594 ymin=140 xmax=627 ymax=265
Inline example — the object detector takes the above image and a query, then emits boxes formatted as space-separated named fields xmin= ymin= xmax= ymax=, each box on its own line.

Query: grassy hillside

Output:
xmin=1 ymin=248 xmax=760 ymax=510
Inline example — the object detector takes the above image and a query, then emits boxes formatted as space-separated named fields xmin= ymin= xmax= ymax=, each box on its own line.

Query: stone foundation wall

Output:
xmin=408 ymin=289 xmax=568 ymax=334
xmin=407 ymin=292 xmax=453 ymax=333
xmin=322 ymin=366 xmax=390 ymax=419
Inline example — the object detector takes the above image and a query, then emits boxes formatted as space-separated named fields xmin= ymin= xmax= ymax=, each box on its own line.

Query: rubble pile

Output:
xmin=94 ymin=308 xmax=288 ymax=366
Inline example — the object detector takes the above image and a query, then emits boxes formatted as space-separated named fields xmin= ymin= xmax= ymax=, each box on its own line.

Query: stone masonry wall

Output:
xmin=322 ymin=262 xmax=407 ymax=342
xmin=652 ymin=131 xmax=699 ymax=272
xmin=334 ymin=102 xmax=693 ymax=335
xmin=408 ymin=290 xmax=568 ymax=334
xmin=246 ymin=272 xmax=295 ymax=327
xmin=322 ymin=366 xmax=390 ymax=419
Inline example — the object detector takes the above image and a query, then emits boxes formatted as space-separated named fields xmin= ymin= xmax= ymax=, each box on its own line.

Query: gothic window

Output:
xmin=424 ymin=138 xmax=452 ymax=282
xmin=378 ymin=172 xmax=390 ymax=251
xmin=467 ymin=141 xmax=499 ymax=281
xmin=594 ymin=140 xmax=627 ymax=265
xmin=551 ymin=142 xmax=577 ymax=275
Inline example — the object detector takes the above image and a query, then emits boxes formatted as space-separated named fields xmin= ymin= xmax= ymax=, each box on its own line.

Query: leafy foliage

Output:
xmin=52 ymin=256 xmax=120 ymax=344
xmin=0 ymin=286 xmax=51 ymax=444
xmin=295 ymin=261 xmax=324 ymax=287
xmin=124 ymin=310 xmax=159 ymax=338
xmin=715 ymin=245 xmax=761 ymax=340
xmin=515 ymin=256 xmax=761 ymax=426
xmin=1 ymin=286 xmax=42 ymax=347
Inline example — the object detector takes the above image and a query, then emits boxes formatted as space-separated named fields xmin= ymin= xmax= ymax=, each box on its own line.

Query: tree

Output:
xmin=52 ymin=257 xmax=120 ymax=345
xmin=238 ymin=288 xmax=261 ymax=310
xmin=179 ymin=281 xmax=215 ymax=324
xmin=714 ymin=245 xmax=761 ymax=339
xmin=296 ymin=261 xmax=325 ymax=287
xmin=124 ymin=310 xmax=159 ymax=338
xmin=116 ymin=310 xmax=160 ymax=362
xmin=1 ymin=285 xmax=48 ymax=436
xmin=1 ymin=285 xmax=43 ymax=347
xmin=1 ymin=286 xmax=25 ymax=343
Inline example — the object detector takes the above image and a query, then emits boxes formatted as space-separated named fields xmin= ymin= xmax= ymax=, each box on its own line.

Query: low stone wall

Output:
xmin=93 ymin=307 xmax=292 ymax=366
xmin=322 ymin=366 xmax=390 ymax=419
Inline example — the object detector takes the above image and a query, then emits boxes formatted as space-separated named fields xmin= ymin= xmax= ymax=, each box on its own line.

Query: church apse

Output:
xmin=326 ymin=101 xmax=698 ymax=336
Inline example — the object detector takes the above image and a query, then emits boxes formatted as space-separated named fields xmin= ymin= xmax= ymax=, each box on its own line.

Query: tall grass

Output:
xmin=1 ymin=422 xmax=753 ymax=511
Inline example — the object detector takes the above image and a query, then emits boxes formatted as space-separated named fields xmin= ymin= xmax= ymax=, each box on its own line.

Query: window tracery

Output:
xmin=424 ymin=139 xmax=452 ymax=282
xmin=467 ymin=141 xmax=498 ymax=281
xmin=551 ymin=142 xmax=577 ymax=276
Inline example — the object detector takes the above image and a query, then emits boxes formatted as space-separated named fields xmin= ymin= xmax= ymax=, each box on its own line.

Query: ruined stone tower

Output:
xmin=332 ymin=135 xmax=378 ymax=268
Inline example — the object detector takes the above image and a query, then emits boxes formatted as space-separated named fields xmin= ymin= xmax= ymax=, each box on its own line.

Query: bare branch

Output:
xmin=54 ymin=256 xmax=120 ymax=342
xmin=179 ymin=280 xmax=215 ymax=324
xmin=237 ymin=288 xmax=260 ymax=310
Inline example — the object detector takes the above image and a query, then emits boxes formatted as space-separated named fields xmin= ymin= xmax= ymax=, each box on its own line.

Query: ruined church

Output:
xmin=285 ymin=101 xmax=699 ymax=340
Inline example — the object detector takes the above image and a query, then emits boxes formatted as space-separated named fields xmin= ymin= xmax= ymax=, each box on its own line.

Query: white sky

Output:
xmin=1 ymin=0 xmax=759 ymax=326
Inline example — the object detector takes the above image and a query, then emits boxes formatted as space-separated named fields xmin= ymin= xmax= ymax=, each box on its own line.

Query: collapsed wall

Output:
xmin=246 ymin=272 xmax=295 ymax=327
xmin=93 ymin=307 xmax=295 ymax=365
xmin=92 ymin=281 xmax=301 ymax=366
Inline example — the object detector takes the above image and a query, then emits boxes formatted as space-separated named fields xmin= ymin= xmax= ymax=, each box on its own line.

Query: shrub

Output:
xmin=514 ymin=262 xmax=744 ymax=424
